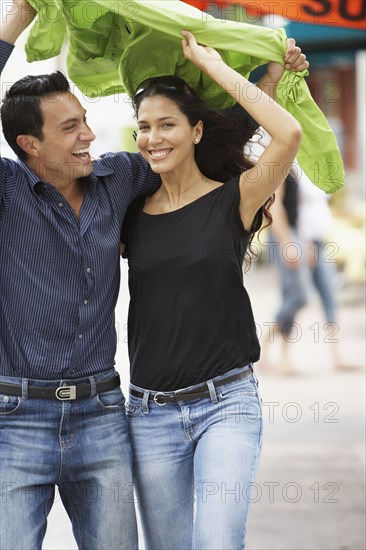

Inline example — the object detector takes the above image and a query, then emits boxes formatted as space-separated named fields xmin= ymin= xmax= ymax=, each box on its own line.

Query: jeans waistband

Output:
xmin=129 ymin=364 xmax=253 ymax=406
xmin=0 ymin=368 xmax=119 ymax=400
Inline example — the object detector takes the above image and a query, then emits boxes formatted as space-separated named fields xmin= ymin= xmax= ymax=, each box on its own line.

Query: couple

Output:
xmin=0 ymin=2 xmax=306 ymax=549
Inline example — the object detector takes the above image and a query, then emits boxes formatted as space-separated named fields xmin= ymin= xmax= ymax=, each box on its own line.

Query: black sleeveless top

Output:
xmin=122 ymin=177 xmax=261 ymax=391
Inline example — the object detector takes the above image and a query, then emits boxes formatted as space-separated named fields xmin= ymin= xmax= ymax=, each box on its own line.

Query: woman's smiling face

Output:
xmin=136 ymin=95 xmax=202 ymax=175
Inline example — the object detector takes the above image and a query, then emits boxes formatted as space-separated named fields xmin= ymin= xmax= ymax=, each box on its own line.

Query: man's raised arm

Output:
xmin=221 ymin=39 xmax=309 ymax=139
xmin=1 ymin=0 xmax=36 ymax=46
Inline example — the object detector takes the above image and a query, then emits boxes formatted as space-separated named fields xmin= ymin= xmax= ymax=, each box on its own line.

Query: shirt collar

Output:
xmin=92 ymin=160 xmax=114 ymax=177
xmin=18 ymin=159 xmax=44 ymax=189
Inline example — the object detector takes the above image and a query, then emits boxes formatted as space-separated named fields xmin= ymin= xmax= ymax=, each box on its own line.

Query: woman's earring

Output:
xmin=194 ymin=138 xmax=199 ymax=143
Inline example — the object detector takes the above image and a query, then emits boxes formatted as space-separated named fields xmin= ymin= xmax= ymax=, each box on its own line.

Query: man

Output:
xmin=1 ymin=3 xmax=159 ymax=550
xmin=0 ymin=2 xmax=307 ymax=548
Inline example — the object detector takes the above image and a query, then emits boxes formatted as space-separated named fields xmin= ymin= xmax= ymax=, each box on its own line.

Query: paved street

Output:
xmin=42 ymin=263 xmax=365 ymax=550
xmin=243 ymin=264 xmax=365 ymax=550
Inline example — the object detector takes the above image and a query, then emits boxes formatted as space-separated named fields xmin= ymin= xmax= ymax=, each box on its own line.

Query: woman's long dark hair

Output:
xmin=133 ymin=77 xmax=274 ymax=265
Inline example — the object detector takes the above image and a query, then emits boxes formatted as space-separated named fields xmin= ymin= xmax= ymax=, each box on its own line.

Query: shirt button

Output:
xmin=78 ymin=334 xmax=83 ymax=339
xmin=58 ymin=202 xmax=63 ymax=207
xmin=86 ymin=267 xmax=91 ymax=273
xmin=84 ymin=299 xmax=88 ymax=305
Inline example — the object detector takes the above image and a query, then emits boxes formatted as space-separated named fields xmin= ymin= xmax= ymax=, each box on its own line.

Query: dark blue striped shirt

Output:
xmin=1 ymin=41 xmax=160 ymax=379
xmin=0 ymin=40 xmax=258 ymax=380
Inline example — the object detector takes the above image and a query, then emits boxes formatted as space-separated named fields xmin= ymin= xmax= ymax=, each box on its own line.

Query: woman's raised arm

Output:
xmin=181 ymin=30 xmax=302 ymax=231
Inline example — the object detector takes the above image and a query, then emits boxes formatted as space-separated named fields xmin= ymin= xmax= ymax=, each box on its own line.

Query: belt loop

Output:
xmin=250 ymin=364 xmax=259 ymax=386
xmin=89 ymin=376 xmax=97 ymax=397
xmin=21 ymin=379 xmax=29 ymax=400
xmin=207 ymin=379 xmax=218 ymax=404
xmin=142 ymin=390 xmax=150 ymax=414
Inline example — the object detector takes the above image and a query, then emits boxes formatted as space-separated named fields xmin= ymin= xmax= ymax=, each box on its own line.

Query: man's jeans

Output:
xmin=0 ymin=368 xmax=137 ymax=550
xmin=126 ymin=365 xmax=263 ymax=550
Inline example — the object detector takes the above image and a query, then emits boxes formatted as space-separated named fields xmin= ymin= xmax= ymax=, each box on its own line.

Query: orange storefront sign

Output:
xmin=184 ymin=0 xmax=366 ymax=30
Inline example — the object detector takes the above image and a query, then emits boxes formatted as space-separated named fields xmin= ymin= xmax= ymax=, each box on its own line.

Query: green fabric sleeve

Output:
xmin=277 ymin=69 xmax=345 ymax=194
xmin=26 ymin=0 xmax=67 ymax=60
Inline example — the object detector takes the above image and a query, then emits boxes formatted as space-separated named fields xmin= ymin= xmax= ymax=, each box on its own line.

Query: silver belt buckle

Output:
xmin=55 ymin=385 xmax=77 ymax=400
xmin=153 ymin=392 xmax=167 ymax=406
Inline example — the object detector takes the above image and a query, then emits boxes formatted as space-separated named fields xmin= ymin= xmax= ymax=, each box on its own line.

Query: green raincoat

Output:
xmin=25 ymin=0 xmax=344 ymax=193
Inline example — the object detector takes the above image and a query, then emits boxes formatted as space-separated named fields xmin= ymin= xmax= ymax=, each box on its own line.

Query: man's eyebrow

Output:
xmin=59 ymin=111 xmax=87 ymax=126
xmin=59 ymin=117 xmax=78 ymax=126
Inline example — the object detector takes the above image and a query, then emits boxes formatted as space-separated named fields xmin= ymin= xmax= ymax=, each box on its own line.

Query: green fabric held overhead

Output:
xmin=25 ymin=0 xmax=344 ymax=193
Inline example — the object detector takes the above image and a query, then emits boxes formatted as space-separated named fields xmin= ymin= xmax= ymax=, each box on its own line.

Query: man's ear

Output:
xmin=16 ymin=135 xmax=41 ymax=158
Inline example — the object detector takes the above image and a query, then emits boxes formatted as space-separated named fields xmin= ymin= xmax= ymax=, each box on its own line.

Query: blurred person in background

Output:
xmin=264 ymin=170 xmax=308 ymax=374
xmin=259 ymin=153 xmax=354 ymax=374
xmin=297 ymin=173 xmax=359 ymax=372
xmin=248 ymin=130 xmax=307 ymax=374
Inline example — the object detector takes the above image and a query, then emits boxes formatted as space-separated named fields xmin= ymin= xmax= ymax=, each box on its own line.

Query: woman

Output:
xmin=122 ymin=31 xmax=303 ymax=549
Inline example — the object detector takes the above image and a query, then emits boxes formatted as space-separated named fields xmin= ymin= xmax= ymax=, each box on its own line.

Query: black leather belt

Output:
xmin=0 ymin=374 xmax=120 ymax=401
xmin=130 ymin=368 xmax=253 ymax=405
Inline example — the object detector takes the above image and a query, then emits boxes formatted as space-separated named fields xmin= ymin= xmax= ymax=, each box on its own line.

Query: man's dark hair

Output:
xmin=1 ymin=71 xmax=69 ymax=161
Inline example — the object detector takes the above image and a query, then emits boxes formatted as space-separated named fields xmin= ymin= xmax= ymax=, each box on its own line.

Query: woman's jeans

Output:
xmin=0 ymin=368 xmax=137 ymax=550
xmin=127 ymin=364 xmax=263 ymax=550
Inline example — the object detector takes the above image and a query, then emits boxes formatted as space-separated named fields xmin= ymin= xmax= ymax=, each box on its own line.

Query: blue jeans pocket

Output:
xmin=96 ymin=387 xmax=125 ymax=409
xmin=217 ymin=376 xmax=258 ymax=400
xmin=125 ymin=400 xmax=142 ymax=418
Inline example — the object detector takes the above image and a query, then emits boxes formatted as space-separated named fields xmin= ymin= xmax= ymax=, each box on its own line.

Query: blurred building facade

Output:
xmin=282 ymin=22 xmax=366 ymax=206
